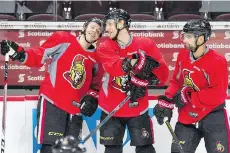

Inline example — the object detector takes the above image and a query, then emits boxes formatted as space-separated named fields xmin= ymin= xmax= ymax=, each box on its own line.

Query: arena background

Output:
xmin=0 ymin=0 xmax=230 ymax=153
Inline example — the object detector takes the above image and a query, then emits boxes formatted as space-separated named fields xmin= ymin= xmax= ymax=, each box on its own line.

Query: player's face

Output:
xmin=85 ymin=22 xmax=102 ymax=43
xmin=181 ymin=33 xmax=197 ymax=51
xmin=105 ymin=19 xmax=118 ymax=39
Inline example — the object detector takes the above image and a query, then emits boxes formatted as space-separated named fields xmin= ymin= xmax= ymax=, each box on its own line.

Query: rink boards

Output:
xmin=0 ymin=95 xmax=229 ymax=153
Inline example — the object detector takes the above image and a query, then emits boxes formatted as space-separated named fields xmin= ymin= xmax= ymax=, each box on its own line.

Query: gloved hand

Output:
xmin=132 ymin=49 xmax=160 ymax=75
xmin=127 ymin=74 xmax=149 ymax=107
xmin=79 ymin=90 xmax=98 ymax=117
xmin=173 ymin=86 xmax=193 ymax=108
xmin=128 ymin=74 xmax=149 ymax=98
xmin=154 ymin=95 xmax=174 ymax=125
xmin=1 ymin=40 xmax=26 ymax=62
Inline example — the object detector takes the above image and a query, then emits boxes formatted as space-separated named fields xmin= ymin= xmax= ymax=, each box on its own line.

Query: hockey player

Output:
xmin=96 ymin=9 xmax=169 ymax=153
xmin=154 ymin=19 xmax=229 ymax=153
xmin=0 ymin=17 xmax=104 ymax=153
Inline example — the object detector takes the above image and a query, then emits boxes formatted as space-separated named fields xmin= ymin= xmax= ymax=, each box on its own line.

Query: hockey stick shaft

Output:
xmin=165 ymin=121 xmax=185 ymax=153
xmin=1 ymin=47 xmax=15 ymax=153
xmin=80 ymin=95 xmax=130 ymax=144
xmin=1 ymin=54 xmax=10 ymax=153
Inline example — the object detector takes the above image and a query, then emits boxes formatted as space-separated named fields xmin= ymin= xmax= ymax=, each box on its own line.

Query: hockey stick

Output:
xmin=164 ymin=119 xmax=185 ymax=153
xmin=1 ymin=47 xmax=15 ymax=153
xmin=73 ymin=94 xmax=131 ymax=145
xmin=1 ymin=53 xmax=10 ymax=153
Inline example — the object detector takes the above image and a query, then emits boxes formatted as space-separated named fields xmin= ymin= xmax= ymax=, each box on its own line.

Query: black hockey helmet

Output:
xmin=81 ymin=17 xmax=104 ymax=37
xmin=182 ymin=19 xmax=211 ymax=42
xmin=52 ymin=136 xmax=86 ymax=153
xmin=104 ymin=9 xmax=131 ymax=28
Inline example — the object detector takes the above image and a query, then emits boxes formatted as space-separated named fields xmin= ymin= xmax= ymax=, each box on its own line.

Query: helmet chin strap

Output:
xmin=190 ymin=35 xmax=206 ymax=53
xmin=83 ymin=31 xmax=98 ymax=44
xmin=78 ymin=32 xmax=97 ymax=49
xmin=112 ymin=23 xmax=128 ymax=41
xmin=190 ymin=37 xmax=206 ymax=59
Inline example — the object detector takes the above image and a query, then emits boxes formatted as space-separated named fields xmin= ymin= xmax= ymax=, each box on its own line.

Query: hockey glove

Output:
xmin=79 ymin=90 xmax=98 ymax=117
xmin=154 ymin=95 xmax=174 ymax=125
xmin=1 ymin=40 xmax=26 ymax=62
xmin=127 ymin=74 xmax=149 ymax=107
xmin=128 ymin=74 xmax=149 ymax=98
xmin=173 ymin=86 xmax=193 ymax=108
xmin=121 ymin=57 xmax=132 ymax=73
xmin=132 ymin=49 xmax=160 ymax=79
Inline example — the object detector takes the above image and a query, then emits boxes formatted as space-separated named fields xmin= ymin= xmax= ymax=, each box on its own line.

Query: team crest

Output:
xmin=183 ymin=69 xmax=199 ymax=91
xmin=141 ymin=128 xmax=149 ymax=139
xmin=216 ymin=141 xmax=225 ymax=152
xmin=111 ymin=75 xmax=129 ymax=92
xmin=63 ymin=54 xmax=87 ymax=89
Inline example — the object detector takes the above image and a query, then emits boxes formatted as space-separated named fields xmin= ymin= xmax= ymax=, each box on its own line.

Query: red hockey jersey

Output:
xmin=166 ymin=48 xmax=228 ymax=124
xmin=97 ymin=36 xmax=169 ymax=117
xmin=23 ymin=31 xmax=103 ymax=114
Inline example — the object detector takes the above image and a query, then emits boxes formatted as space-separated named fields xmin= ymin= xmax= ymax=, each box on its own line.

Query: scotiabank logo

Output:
xmin=172 ymin=31 xmax=180 ymax=39
xmin=224 ymin=31 xmax=230 ymax=39
xmin=17 ymin=42 xmax=31 ymax=48
xmin=28 ymin=31 xmax=53 ymax=37
xmin=225 ymin=53 xmax=230 ymax=62
xmin=18 ymin=74 xmax=45 ymax=82
xmin=0 ymin=64 xmax=30 ymax=70
xmin=18 ymin=30 xmax=25 ymax=38
xmin=172 ymin=52 xmax=179 ymax=61
xmin=130 ymin=32 xmax=164 ymax=38
xmin=207 ymin=43 xmax=230 ymax=49
xmin=28 ymin=75 xmax=45 ymax=81
xmin=157 ymin=43 xmax=184 ymax=49
xmin=18 ymin=74 xmax=25 ymax=83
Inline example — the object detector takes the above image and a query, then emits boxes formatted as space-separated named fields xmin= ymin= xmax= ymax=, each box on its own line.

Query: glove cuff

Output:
xmin=158 ymin=99 xmax=174 ymax=109
xmin=130 ymin=75 xmax=149 ymax=87
xmin=132 ymin=50 xmax=146 ymax=71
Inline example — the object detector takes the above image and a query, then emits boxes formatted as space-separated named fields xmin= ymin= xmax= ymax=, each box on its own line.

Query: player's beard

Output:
xmin=185 ymin=44 xmax=196 ymax=52
xmin=110 ymin=30 xmax=118 ymax=40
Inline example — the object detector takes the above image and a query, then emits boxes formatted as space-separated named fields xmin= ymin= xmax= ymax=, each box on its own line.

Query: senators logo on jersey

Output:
xmin=111 ymin=75 xmax=129 ymax=92
xmin=183 ymin=69 xmax=199 ymax=91
xmin=63 ymin=54 xmax=86 ymax=89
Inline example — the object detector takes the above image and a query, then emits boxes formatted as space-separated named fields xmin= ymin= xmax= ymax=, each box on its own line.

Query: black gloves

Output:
xmin=154 ymin=95 xmax=174 ymax=125
xmin=127 ymin=74 xmax=149 ymax=107
xmin=79 ymin=90 xmax=98 ymax=117
xmin=1 ymin=40 xmax=26 ymax=62
xmin=132 ymin=49 xmax=160 ymax=79
xmin=173 ymin=87 xmax=193 ymax=108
